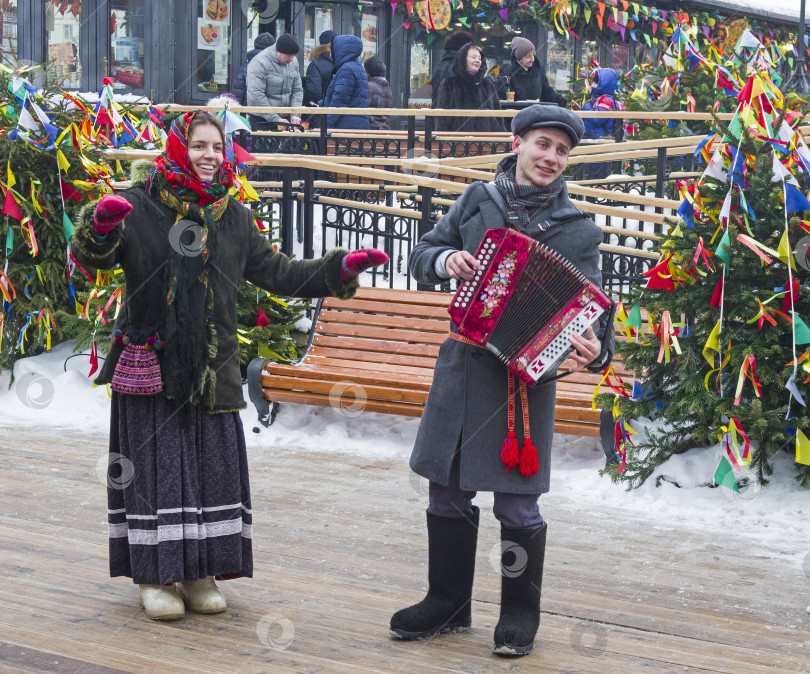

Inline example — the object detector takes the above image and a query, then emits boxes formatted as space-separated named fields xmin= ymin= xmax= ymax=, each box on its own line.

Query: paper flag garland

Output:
xmin=713 ymin=455 xmax=740 ymax=491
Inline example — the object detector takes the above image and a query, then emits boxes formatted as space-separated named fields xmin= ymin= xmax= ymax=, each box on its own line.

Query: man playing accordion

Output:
xmin=390 ymin=105 xmax=615 ymax=657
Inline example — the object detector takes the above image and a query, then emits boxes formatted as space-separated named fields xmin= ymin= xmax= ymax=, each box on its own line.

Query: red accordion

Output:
xmin=448 ymin=228 xmax=612 ymax=385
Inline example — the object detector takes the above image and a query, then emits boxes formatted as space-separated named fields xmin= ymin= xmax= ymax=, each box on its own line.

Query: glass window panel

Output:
xmin=609 ymin=43 xmax=629 ymax=78
xmin=545 ymin=32 xmax=574 ymax=91
xmin=0 ymin=0 xmax=18 ymax=68
xmin=408 ymin=38 xmax=431 ymax=106
xmin=110 ymin=0 xmax=145 ymax=91
xmin=196 ymin=0 xmax=231 ymax=94
xmin=45 ymin=0 xmax=81 ymax=89
xmin=352 ymin=9 xmax=377 ymax=62
xmin=303 ymin=6 xmax=332 ymax=67
xmin=579 ymin=38 xmax=599 ymax=69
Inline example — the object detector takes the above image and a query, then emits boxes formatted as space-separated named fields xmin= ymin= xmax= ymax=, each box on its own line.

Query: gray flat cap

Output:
xmin=511 ymin=104 xmax=584 ymax=148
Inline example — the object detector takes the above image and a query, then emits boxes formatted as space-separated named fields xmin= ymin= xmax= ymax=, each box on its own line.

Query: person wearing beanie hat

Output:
xmin=275 ymin=33 xmax=299 ymax=56
xmin=430 ymin=30 xmax=474 ymax=108
xmin=502 ymin=36 xmax=568 ymax=107
xmin=391 ymin=101 xmax=612 ymax=657
xmin=246 ymin=34 xmax=303 ymax=127
xmin=304 ymin=32 xmax=338 ymax=115
xmin=364 ymin=57 xmax=392 ymax=130
xmin=232 ymin=32 xmax=274 ymax=105
xmin=581 ymin=67 xmax=621 ymax=179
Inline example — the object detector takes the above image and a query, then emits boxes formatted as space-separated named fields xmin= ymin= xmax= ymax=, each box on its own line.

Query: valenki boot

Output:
xmin=139 ymin=584 xmax=185 ymax=620
xmin=390 ymin=506 xmax=479 ymax=640
xmin=492 ymin=522 xmax=547 ymax=656
xmin=176 ymin=576 xmax=227 ymax=614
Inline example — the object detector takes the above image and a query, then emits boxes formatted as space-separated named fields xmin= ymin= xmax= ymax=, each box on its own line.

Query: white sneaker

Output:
xmin=176 ymin=576 xmax=227 ymax=614
xmin=139 ymin=584 xmax=185 ymax=620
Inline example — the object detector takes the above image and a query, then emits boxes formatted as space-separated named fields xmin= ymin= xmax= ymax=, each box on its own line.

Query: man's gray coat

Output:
xmin=408 ymin=182 xmax=614 ymax=495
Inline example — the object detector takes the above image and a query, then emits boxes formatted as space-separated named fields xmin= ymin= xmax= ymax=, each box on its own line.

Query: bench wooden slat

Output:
xmin=306 ymin=345 xmax=439 ymax=368
xmin=262 ymin=376 xmax=430 ymax=404
xmin=301 ymin=355 xmax=438 ymax=377
xmin=313 ymin=335 xmax=441 ymax=357
xmin=260 ymin=389 xmax=426 ymax=417
xmin=318 ymin=310 xmax=450 ymax=333
xmin=264 ymin=363 xmax=434 ymax=389
xmin=321 ymin=298 xmax=451 ymax=319
xmin=315 ymin=324 xmax=448 ymax=346
xmin=338 ymin=287 xmax=453 ymax=306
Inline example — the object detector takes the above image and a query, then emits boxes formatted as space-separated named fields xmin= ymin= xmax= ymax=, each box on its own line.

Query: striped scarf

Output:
xmin=493 ymin=155 xmax=565 ymax=230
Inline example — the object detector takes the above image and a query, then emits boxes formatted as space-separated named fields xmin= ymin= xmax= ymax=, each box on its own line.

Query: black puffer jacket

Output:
xmin=502 ymin=56 xmax=567 ymax=106
xmin=233 ymin=33 xmax=275 ymax=105
xmin=435 ymin=44 xmax=505 ymax=133
xmin=304 ymin=43 xmax=333 ymax=105
xmin=367 ymin=76 xmax=392 ymax=130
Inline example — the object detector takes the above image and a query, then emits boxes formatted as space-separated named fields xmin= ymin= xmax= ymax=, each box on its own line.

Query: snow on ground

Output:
xmin=2 ymin=339 xmax=809 ymax=563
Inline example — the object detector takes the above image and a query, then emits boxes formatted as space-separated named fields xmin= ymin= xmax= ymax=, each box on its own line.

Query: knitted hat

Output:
xmin=444 ymin=31 xmax=474 ymax=52
xmin=511 ymin=103 xmax=585 ymax=147
xmin=276 ymin=34 xmax=299 ymax=55
xmin=364 ymin=57 xmax=386 ymax=78
xmin=511 ymin=37 xmax=535 ymax=61
xmin=319 ymin=30 xmax=336 ymax=45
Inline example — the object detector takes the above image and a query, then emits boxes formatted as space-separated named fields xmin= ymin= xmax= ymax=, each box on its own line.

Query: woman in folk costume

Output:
xmin=71 ymin=111 xmax=387 ymax=620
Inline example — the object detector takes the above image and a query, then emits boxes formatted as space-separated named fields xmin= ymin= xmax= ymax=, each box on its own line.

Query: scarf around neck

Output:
xmin=148 ymin=110 xmax=234 ymax=209
xmin=493 ymin=155 xmax=565 ymax=230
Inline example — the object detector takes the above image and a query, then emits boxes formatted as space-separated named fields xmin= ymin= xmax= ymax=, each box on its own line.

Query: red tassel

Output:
xmin=518 ymin=438 xmax=539 ymax=477
xmin=501 ymin=431 xmax=519 ymax=472
xmin=88 ymin=340 xmax=99 ymax=377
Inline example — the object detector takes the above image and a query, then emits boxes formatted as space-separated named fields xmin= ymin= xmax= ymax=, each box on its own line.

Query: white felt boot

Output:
xmin=139 ymin=584 xmax=185 ymax=620
xmin=176 ymin=576 xmax=227 ymax=614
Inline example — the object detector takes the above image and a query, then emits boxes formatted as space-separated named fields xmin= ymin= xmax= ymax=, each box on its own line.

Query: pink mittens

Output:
xmin=93 ymin=194 xmax=133 ymax=234
xmin=340 ymin=248 xmax=389 ymax=281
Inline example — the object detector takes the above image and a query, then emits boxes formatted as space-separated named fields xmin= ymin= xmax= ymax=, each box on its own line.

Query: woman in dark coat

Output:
xmin=435 ymin=42 xmax=505 ymax=133
xmin=71 ymin=111 xmax=387 ymax=621
xmin=304 ymin=30 xmax=336 ymax=107
xmin=364 ymin=56 xmax=392 ymax=130
xmin=502 ymin=37 xmax=567 ymax=106
xmin=430 ymin=30 xmax=473 ymax=109
xmin=323 ymin=35 xmax=369 ymax=129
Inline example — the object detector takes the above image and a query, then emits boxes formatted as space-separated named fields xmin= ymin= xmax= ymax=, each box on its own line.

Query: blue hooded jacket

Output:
xmin=582 ymin=68 xmax=619 ymax=138
xmin=323 ymin=35 xmax=369 ymax=129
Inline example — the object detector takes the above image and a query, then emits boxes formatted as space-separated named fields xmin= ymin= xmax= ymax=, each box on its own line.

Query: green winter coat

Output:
xmin=71 ymin=160 xmax=356 ymax=412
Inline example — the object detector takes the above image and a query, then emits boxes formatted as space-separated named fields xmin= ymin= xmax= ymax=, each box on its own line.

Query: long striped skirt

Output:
xmin=106 ymin=393 xmax=253 ymax=585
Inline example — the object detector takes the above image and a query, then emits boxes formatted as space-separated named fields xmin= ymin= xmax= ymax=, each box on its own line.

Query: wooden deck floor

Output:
xmin=1 ymin=425 xmax=809 ymax=673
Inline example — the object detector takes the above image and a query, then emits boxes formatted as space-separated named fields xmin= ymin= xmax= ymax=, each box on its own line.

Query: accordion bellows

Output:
xmin=111 ymin=344 xmax=164 ymax=395
xmin=449 ymin=228 xmax=612 ymax=385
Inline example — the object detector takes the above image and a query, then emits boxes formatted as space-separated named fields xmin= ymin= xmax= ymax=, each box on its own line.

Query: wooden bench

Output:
xmin=246 ymin=286 xmax=625 ymax=437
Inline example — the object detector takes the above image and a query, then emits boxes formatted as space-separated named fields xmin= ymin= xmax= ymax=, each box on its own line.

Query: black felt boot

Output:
xmin=492 ymin=522 xmax=547 ymax=656
xmin=389 ymin=506 xmax=479 ymax=640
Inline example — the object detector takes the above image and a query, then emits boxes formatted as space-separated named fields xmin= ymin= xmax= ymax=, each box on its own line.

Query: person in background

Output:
xmin=435 ymin=42 xmax=505 ymax=133
xmin=430 ymin=31 xmax=473 ymax=109
xmin=71 ymin=110 xmax=388 ymax=622
xmin=232 ymin=32 xmax=275 ymax=106
xmin=304 ymin=30 xmax=336 ymax=109
xmin=581 ymin=67 xmax=621 ymax=179
xmin=246 ymin=33 xmax=303 ymax=129
xmin=364 ymin=56 xmax=393 ymax=131
xmin=502 ymin=37 xmax=567 ymax=107
xmin=322 ymin=35 xmax=369 ymax=130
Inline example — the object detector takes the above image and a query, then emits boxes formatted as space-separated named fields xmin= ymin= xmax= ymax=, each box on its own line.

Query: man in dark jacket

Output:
xmin=502 ymin=37 xmax=567 ymax=107
xmin=390 ymin=105 xmax=614 ymax=657
xmin=430 ymin=30 xmax=473 ymax=109
xmin=322 ymin=35 xmax=369 ymax=129
xmin=232 ymin=33 xmax=275 ymax=105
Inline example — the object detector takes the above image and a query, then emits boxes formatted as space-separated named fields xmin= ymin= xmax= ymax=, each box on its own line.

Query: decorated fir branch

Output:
xmin=596 ymin=72 xmax=810 ymax=490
